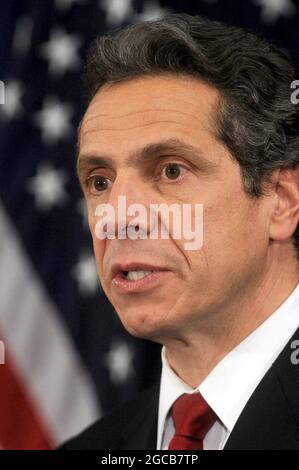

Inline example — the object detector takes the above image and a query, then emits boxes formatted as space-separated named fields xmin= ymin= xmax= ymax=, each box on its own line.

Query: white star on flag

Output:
xmin=55 ymin=0 xmax=85 ymax=11
xmin=33 ymin=96 xmax=74 ymax=144
xmin=99 ymin=0 xmax=135 ymax=27
xmin=138 ymin=1 xmax=170 ymax=21
xmin=39 ymin=28 xmax=82 ymax=77
xmin=104 ymin=341 xmax=135 ymax=385
xmin=27 ymin=162 xmax=69 ymax=211
xmin=0 ymin=80 xmax=24 ymax=120
xmin=72 ymin=252 xmax=100 ymax=296
xmin=254 ymin=0 xmax=296 ymax=24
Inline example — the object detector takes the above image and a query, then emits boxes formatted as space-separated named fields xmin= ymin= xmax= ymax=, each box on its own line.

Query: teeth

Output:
xmin=126 ymin=270 xmax=152 ymax=281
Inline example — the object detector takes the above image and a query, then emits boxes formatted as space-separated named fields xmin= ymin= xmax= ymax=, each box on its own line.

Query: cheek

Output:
xmin=91 ymin=241 xmax=104 ymax=282
xmin=88 ymin=216 xmax=106 ymax=274
xmin=187 ymin=194 xmax=261 ymax=269
xmin=206 ymin=199 xmax=267 ymax=276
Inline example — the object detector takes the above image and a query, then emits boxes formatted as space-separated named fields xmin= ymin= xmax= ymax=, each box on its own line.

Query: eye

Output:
xmin=160 ymin=163 xmax=187 ymax=182
xmin=87 ymin=175 xmax=112 ymax=194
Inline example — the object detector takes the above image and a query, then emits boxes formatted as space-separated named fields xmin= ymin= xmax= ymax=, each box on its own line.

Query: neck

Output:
xmin=164 ymin=249 xmax=299 ymax=388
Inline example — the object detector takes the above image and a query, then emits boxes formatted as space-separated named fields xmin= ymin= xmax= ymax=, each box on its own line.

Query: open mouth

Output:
xmin=122 ymin=270 xmax=153 ymax=281
xmin=112 ymin=268 xmax=169 ymax=293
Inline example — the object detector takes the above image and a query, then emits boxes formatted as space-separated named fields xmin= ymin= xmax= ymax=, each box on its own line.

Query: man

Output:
xmin=60 ymin=13 xmax=299 ymax=450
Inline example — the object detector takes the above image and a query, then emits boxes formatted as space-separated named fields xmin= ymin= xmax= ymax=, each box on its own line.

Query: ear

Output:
xmin=269 ymin=166 xmax=299 ymax=242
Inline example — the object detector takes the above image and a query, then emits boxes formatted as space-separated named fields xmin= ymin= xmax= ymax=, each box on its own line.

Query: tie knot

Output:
xmin=171 ymin=392 xmax=217 ymax=441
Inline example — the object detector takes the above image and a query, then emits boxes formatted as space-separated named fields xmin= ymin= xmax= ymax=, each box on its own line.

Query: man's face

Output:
xmin=78 ymin=75 xmax=271 ymax=342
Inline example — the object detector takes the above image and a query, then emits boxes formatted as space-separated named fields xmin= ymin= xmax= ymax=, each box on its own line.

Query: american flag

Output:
xmin=0 ymin=0 xmax=298 ymax=450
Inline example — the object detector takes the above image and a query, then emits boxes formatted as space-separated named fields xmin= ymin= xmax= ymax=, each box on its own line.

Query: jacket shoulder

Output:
xmin=58 ymin=383 xmax=159 ymax=450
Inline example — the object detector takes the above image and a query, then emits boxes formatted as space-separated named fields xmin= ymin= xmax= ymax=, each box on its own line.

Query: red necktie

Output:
xmin=168 ymin=393 xmax=217 ymax=450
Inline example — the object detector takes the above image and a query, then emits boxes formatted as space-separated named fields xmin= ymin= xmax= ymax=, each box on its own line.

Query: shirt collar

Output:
xmin=157 ymin=282 xmax=299 ymax=448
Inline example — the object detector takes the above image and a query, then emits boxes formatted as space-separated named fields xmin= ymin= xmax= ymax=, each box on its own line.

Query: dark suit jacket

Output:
xmin=59 ymin=327 xmax=299 ymax=450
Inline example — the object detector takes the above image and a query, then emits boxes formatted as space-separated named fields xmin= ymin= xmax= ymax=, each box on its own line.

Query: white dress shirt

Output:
xmin=157 ymin=282 xmax=299 ymax=450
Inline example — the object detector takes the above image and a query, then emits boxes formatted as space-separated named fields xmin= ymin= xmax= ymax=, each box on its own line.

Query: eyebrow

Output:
xmin=77 ymin=137 xmax=217 ymax=177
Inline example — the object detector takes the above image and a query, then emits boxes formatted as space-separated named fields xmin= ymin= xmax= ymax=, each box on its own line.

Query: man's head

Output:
xmin=77 ymin=14 xmax=299 ymax=343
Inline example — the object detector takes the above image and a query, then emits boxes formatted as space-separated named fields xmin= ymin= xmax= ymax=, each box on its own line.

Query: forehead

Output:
xmin=80 ymin=74 xmax=219 ymax=137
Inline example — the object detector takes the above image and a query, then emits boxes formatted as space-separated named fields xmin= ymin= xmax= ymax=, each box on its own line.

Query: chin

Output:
xmin=117 ymin=308 xmax=176 ymax=342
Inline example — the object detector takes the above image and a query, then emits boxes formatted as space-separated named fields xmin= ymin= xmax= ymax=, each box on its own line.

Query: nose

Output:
xmin=95 ymin=172 xmax=155 ymax=240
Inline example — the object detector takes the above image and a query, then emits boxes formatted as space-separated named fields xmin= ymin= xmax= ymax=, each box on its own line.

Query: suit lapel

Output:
xmin=120 ymin=383 xmax=159 ymax=449
xmin=224 ymin=326 xmax=299 ymax=449
xmin=117 ymin=327 xmax=299 ymax=450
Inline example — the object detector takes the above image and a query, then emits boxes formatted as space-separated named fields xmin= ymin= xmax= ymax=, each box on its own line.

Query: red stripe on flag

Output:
xmin=0 ymin=342 xmax=54 ymax=450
